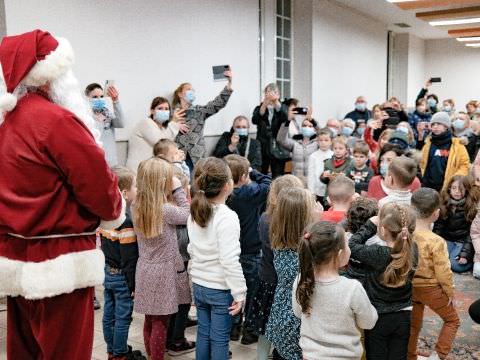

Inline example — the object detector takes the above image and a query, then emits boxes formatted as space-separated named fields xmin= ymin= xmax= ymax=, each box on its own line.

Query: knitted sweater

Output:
xmin=187 ymin=204 xmax=247 ymax=302
xmin=292 ymin=276 xmax=378 ymax=360
xmin=176 ymin=86 xmax=233 ymax=164
xmin=413 ymin=229 xmax=454 ymax=298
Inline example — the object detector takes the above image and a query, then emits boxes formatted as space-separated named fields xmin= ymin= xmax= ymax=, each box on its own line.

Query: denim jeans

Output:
xmin=233 ymin=253 xmax=261 ymax=329
xmin=447 ymin=241 xmax=474 ymax=273
xmin=103 ymin=267 xmax=134 ymax=356
xmin=193 ymin=284 xmax=233 ymax=360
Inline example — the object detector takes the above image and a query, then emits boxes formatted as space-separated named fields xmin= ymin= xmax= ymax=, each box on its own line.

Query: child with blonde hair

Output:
xmin=245 ymin=175 xmax=304 ymax=360
xmin=349 ymin=203 xmax=418 ymax=359
xmin=265 ymin=187 xmax=321 ymax=360
xmin=293 ymin=221 xmax=378 ymax=360
xmin=132 ymin=158 xmax=191 ymax=360
xmin=320 ymin=136 xmax=352 ymax=184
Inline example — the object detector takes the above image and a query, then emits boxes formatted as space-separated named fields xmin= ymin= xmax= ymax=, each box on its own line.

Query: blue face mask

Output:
xmin=444 ymin=105 xmax=452 ymax=113
xmin=355 ymin=102 xmax=366 ymax=112
xmin=357 ymin=127 xmax=365 ymax=136
xmin=328 ymin=127 xmax=338 ymax=137
xmin=427 ymin=98 xmax=437 ymax=108
xmin=453 ymin=119 xmax=465 ymax=130
xmin=91 ymin=98 xmax=106 ymax=112
xmin=380 ymin=161 xmax=389 ymax=177
xmin=154 ymin=110 xmax=170 ymax=123
xmin=342 ymin=127 xmax=354 ymax=136
xmin=301 ymin=127 xmax=316 ymax=138
xmin=185 ymin=90 xmax=196 ymax=104
xmin=235 ymin=128 xmax=249 ymax=137
xmin=396 ymin=126 xmax=409 ymax=135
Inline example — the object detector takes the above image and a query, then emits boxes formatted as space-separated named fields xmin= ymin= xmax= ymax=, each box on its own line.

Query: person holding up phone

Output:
xmin=416 ymin=78 xmax=440 ymax=114
xmin=85 ymin=82 xmax=125 ymax=167
xmin=172 ymin=68 xmax=233 ymax=172
xmin=252 ymin=83 xmax=288 ymax=179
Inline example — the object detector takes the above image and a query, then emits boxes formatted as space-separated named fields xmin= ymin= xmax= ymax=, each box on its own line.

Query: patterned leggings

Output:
xmin=144 ymin=314 xmax=170 ymax=360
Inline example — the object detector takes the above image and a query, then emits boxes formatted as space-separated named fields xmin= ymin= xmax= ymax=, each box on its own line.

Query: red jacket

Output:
xmin=0 ymin=92 xmax=122 ymax=299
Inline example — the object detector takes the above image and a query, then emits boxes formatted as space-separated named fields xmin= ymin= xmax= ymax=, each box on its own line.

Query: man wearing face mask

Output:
xmin=252 ymin=83 xmax=288 ymax=178
xmin=213 ymin=115 xmax=262 ymax=170
xmin=344 ymin=96 xmax=372 ymax=124
xmin=452 ymin=112 xmax=477 ymax=161
xmin=416 ymin=79 xmax=439 ymax=114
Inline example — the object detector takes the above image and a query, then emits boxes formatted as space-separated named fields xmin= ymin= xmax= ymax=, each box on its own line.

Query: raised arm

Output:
xmin=199 ymin=86 xmax=233 ymax=120
xmin=112 ymin=101 xmax=125 ymax=128
xmin=163 ymin=187 xmax=190 ymax=225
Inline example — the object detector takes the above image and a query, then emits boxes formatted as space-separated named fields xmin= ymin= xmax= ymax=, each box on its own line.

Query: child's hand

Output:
xmin=369 ymin=216 xmax=379 ymax=226
xmin=458 ymin=257 xmax=468 ymax=265
xmin=322 ymin=170 xmax=331 ymax=178
xmin=229 ymin=300 xmax=243 ymax=315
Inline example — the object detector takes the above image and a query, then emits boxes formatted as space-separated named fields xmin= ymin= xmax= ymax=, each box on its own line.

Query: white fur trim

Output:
xmin=0 ymin=93 xmax=17 ymax=111
xmin=22 ymin=37 xmax=74 ymax=87
xmin=99 ymin=195 xmax=126 ymax=230
xmin=0 ymin=249 xmax=104 ymax=300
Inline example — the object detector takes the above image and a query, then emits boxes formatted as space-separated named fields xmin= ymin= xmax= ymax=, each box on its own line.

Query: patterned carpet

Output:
xmin=417 ymin=272 xmax=480 ymax=359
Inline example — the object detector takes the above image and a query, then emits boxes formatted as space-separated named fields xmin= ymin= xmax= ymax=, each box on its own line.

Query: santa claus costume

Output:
xmin=0 ymin=30 xmax=125 ymax=359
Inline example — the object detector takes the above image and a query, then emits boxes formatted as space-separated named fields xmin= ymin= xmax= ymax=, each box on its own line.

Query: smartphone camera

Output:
xmin=293 ymin=107 xmax=308 ymax=115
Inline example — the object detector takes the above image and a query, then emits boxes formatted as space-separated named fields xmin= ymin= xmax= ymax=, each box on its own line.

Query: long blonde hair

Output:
xmin=266 ymin=175 xmax=304 ymax=217
xmin=134 ymin=157 xmax=173 ymax=238
xmin=379 ymin=203 xmax=416 ymax=287
xmin=270 ymin=188 xmax=316 ymax=250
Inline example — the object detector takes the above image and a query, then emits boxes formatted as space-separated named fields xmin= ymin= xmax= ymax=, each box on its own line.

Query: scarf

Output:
xmin=431 ymin=130 xmax=452 ymax=147
xmin=332 ymin=157 xmax=346 ymax=168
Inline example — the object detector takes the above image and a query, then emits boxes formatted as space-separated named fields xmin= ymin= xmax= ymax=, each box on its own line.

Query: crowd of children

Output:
xmin=98 ymin=86 xmax=480 ymax=360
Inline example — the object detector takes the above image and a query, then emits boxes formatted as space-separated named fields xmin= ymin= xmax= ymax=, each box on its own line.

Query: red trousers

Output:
xmin=143 ymin=314 xmax=170 ymax=360
xmin=7 ymin=287 xmax=94 ymax=360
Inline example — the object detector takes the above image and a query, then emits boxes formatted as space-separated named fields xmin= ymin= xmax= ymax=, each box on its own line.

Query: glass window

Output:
xmin=275 ymin=0 xmax=291 ymax=98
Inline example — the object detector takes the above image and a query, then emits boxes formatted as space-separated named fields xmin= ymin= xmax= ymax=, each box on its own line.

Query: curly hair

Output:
xmin=439 ymin=175 xmax=478 ymax=223
xmin=346 ymin=197 xmax=379 ymax=233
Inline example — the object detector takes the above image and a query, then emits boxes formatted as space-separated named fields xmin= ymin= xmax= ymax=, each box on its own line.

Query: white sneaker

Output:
xmin=428 ymin=351 xmax=441 ymax=360
xmin=473 ymin=262 xmax=480 ymax=279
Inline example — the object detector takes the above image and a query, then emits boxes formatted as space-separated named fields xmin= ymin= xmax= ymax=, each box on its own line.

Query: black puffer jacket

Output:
xmin=433 ymin=203 xmax=474 ymax=260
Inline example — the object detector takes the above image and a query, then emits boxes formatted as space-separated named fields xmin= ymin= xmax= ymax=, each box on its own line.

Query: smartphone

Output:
xmin=212 ymin=65 xmax=230 ymax=81
xmin=105 ymin=80 xmax=115 ymax=93
xmin=430 ymin=77 xmax=442 ymax=83
xmin=293 ymin=107 xmax=308 ymax=115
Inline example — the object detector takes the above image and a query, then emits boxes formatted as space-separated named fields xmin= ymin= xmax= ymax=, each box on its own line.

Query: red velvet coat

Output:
xmin=0 ymin=92 xmax=123 ymax=299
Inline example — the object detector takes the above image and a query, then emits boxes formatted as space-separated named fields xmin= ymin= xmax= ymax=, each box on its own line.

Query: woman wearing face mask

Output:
xmin=367 ymin=143 xmax=421 ymax=201
xmin=213 ymin=115 xmax=262 ymax=170
xmin=466 ymin=100 xmax=480 ymax=121
xmin=85 ymin=83 xmax=125 ymax=167
xmin=173 ymin=70 xmax=233 ymax=172
xmin=341 ymin=118 xmax=357 ymax=149
xmin=276 ymin=116 xmax=319 ymax=178
xmin=416 ymin=79 xmax=439 ymax=114
xmin=443 ymin=99 xmax=456 ymax=119
xmin=126 ymin=97 xmax=188 ymax=172
xmin=408 ymin=98 xmax=432 ymax=141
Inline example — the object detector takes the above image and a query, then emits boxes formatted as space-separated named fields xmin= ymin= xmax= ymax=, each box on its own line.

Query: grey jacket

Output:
xmin=175 ymin=87 xmax=233 ymax=164
xmin=277 ymin=123 xmax=318 ymax=177
xmin=96 ymin=101 xmax=124 ymax=167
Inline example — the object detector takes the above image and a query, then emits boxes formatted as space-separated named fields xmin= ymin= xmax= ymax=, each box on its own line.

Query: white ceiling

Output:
xmin=332 ymin=0 xmax=451 ymax=39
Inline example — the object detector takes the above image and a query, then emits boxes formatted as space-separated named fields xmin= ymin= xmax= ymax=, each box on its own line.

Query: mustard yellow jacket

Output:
xmin=420 ymin=137 xmax=470 ymax=191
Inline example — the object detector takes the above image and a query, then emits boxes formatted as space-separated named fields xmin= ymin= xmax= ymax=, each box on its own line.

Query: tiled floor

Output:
xmin=1 ymin=273 xmax=478 ymax=359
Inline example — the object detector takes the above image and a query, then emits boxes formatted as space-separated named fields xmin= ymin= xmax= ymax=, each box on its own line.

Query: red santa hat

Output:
xmin=0 ymin=29 xmax=74 ymax=112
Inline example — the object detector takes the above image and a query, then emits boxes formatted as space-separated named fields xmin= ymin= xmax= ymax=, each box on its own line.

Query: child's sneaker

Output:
xmin=167 ymin=340 xmax=196 ymax=356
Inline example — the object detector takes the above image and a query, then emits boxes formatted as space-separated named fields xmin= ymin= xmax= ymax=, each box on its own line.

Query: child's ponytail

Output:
xmin=296 ymin=222 xmax=345 ymax=315
xmin=190 ymin=158 xmax=232 ymax=228
xmin=381 ymin=204 xmax=416 ymax=287
xmin=296 ymin=234 xmax=316 ymax=315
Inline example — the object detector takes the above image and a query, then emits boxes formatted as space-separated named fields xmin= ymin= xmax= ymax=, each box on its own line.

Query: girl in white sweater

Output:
xmin=187 ymin=157 xmax=247 ymax=360
xmin=293 ymin=221 xmax=378 ymax=360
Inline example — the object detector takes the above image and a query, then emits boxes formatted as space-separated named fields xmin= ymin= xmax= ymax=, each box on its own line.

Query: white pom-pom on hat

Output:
xmin=0 ymin=93 xmax=17 ymax=111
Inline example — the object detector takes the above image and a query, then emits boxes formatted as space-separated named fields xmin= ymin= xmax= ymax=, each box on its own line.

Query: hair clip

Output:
xmin=197 ymin=190 xmax=205 ymax=194
xmin=304 ymin=232 xmax=311 ymax=240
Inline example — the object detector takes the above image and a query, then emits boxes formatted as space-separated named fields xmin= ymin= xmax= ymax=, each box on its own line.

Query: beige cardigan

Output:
xmin=126 ymin=118 xmax=179 ymax=172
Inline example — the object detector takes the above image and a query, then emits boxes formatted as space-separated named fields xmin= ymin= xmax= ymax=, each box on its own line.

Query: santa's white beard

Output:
xmin=49 ymin=70 xmax=101 ymax=144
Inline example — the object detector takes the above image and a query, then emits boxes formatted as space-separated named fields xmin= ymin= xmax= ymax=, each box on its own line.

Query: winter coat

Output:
xmin=420 ymin=137 xmax=470 ymax=191
xmin=434 ymin=204 xmax=474 ymax=261
xmin=212 ymin=131 xmax=262 ymax=170
xmin=252 ymin=104 xmax=288 ymax=160
xmin=276 ymin=123 xmax=318 ymax=177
